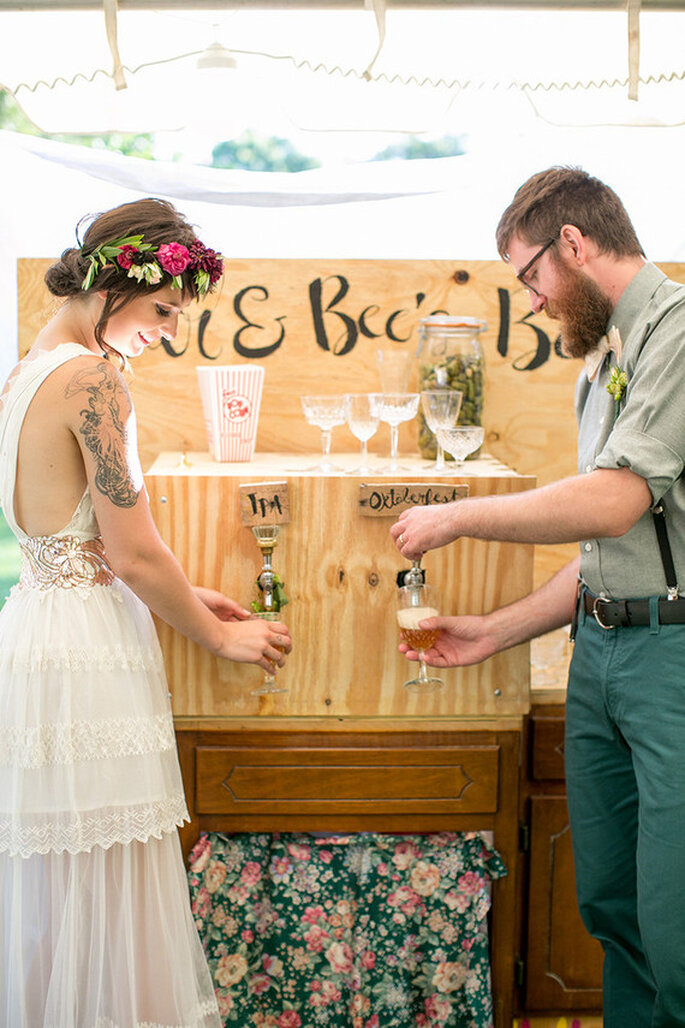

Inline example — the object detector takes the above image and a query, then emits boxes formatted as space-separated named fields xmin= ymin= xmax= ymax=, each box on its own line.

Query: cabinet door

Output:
xmin=525 ymin=794 xmax=603 ymax=1010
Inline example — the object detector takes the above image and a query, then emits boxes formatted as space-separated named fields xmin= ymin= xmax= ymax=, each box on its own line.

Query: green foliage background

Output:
xmin=0 ymin=512 xmax=20 ymax=608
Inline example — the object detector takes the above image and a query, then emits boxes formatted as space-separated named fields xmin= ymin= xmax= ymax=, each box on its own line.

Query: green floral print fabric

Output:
xmin=187 ymin=831 xmax=506 ymax=1028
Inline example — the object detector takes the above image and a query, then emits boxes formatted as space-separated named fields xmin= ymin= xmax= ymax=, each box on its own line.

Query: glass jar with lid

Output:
xmin=416 ymin=315 xmax=486 ymax=460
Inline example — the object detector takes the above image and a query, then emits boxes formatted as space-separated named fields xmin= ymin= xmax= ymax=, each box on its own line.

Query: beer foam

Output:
xmin=397 ymin=606 xmax=439 ymax=629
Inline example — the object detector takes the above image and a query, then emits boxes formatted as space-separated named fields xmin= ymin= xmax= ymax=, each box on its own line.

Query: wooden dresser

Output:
xmin=146 ymin=451 xmax=536 ymax=1028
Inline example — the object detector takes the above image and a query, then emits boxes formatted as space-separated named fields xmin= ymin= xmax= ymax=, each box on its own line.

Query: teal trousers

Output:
xmin=565 ymin=603 xmax=685 ymax=1027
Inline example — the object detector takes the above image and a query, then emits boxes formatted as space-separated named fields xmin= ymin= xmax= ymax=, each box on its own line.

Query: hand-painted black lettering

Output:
xmin=497 ymin=288 xmax=510 ymax=358
xmin=233 ymin=286 xmax=285 ymax=358
xmin=308 ymin=276 xmax=358 ymax=355
xmin=513 ymin=312 xmax=551 ymax=371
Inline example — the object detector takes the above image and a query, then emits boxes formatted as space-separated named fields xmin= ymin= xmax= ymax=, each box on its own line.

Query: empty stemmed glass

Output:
xmin=436 ymin=425 xmax=485 ymax=469
xmin=300 ymin=395 xmax=348 ymax=473
xmin=251 ymin=611 xmax=288 ymax=695
xmin=345 ymin=393 xmax=382 ymax=475
xmin=420 ymin=390 xmax=463 ymax=473
xmin=377 ymin=393 xmax=420 ymax=473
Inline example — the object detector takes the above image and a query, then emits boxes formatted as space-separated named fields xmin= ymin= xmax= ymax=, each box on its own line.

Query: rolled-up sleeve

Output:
xmin=594 ymin=306 xmax=685 ymax=503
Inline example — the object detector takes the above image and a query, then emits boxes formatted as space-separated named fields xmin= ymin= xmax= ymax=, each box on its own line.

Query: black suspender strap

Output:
xmin=651 ymin=503 xmax=679 ymax=598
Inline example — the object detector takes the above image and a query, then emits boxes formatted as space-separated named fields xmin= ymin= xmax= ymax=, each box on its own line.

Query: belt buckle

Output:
xmin=592 ymin=596 xmax=616 ymax=630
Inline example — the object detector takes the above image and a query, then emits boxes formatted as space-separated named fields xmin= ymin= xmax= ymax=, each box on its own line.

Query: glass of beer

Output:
xmin=396 ymin=583 xmax=443 ymax=692
xmin=251 ymin=611 xmax=288 ymax=695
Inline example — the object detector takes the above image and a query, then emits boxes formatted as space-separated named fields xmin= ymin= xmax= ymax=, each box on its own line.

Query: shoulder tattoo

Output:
xmin=65 ymin=361 xmax=141 ymax=508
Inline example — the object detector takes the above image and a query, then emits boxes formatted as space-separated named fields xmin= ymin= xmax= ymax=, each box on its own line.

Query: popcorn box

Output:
xmin=196 ymin=365 xmax=265 ymax=462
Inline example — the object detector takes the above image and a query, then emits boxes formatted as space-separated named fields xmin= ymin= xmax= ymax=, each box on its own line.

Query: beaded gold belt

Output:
xmin=19 ymin=535 xmax=114 ymax=590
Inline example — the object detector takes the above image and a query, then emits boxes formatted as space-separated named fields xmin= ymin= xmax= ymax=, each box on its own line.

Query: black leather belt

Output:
xmin=583 ymin=592 xmax=685 ymax=628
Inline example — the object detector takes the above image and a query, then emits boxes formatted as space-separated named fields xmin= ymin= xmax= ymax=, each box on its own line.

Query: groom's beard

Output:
xmin=546 ymin=261 xmax=614 ymax=359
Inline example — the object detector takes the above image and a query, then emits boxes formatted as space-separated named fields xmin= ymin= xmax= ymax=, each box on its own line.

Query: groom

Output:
xmin=391 ymin=166 xmax=685 ymax=1028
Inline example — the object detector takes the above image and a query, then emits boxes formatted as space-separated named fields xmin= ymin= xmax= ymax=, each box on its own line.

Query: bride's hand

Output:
xmin=215 ymin=617 xmax=292 ymax=672
xmin=193 ymin=586 xmax=251 ymax=622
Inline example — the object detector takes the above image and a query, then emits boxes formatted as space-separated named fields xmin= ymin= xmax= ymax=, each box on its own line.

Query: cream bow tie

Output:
xmin=585 ymin=326 xmax=623 ymax=382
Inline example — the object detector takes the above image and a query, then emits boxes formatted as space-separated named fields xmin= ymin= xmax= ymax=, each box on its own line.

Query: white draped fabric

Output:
xmin=1 ymin=122 xmax=685 ymax=390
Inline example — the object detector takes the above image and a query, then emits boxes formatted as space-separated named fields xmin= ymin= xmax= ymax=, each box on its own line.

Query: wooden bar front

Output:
xmin=146 ymin=451 xmax=535 ymax=720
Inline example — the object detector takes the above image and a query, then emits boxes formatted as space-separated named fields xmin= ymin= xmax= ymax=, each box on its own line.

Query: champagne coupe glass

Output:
xmin=300 ymin=395 xmax=348 ymax=472
xmin=377 ymin=393 xmax=420 ymax=473
xmin=251 ymin=611 xmax=288 ymax=696
xmin=396 ymin=583 xmax=443 ymax=692
xmin=420 ymin=390 xmax=463 ymax=473
xmin=436 ymin=425 xmax=485 ymax=470
xmin=345 ymin=393 xmax=382 ymax=475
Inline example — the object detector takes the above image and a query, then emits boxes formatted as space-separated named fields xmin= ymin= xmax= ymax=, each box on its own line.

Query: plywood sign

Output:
xmin=18 ymin=258 xmax=685 ymax=588
xmin=239 ymin=481 xmax=290 ymax=526
xmin=358 ymin=482 xmax=468 ymax=516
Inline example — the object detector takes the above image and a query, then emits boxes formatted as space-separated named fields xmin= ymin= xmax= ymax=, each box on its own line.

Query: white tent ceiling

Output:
xmin=1 ymin=2 xmax=684 ymax=384
xmin=1 ymin=4 xmax=684 ymax=142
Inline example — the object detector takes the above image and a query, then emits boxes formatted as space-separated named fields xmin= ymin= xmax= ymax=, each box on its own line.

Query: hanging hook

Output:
xmin=627 ymin=0 xmax=641 ymax=101
xmin=103 ymin=0 xmax=126 ymax=91
xmin=363 ymin=0 xmax=387 ymax=82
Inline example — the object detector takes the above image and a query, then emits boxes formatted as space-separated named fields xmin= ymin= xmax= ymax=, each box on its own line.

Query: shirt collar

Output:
xmin=609 ymin=261 xmax=667 ymax=343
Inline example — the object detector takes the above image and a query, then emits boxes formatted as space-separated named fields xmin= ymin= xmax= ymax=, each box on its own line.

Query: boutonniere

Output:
xmin=607 ymin=365 xmax=628 ymax=406
xmin=585 ymin=326 xmax=623 ymax=382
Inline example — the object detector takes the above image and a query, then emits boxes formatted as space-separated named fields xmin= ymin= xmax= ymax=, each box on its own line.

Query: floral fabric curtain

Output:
xmin=187 ymin=831 xmax=506 ymax=1028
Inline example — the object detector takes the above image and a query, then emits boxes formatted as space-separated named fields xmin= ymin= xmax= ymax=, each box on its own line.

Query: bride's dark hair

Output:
xmin=45 ymin=198 xmax=218 ymax=362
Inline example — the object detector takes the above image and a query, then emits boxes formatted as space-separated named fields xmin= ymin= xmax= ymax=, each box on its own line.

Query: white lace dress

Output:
xmin=0 ymin=345 xmax=221 ymax=1028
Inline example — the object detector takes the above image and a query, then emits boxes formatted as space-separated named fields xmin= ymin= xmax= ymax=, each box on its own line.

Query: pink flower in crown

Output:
xmin=117 ymin=244 xmax=139 ymax=270
xmin=157 ymin=241 xmax=191 ymax=275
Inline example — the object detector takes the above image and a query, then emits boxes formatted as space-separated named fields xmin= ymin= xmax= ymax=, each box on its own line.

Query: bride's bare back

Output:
xmin=9 ymin=338 xmax=137 ymax=538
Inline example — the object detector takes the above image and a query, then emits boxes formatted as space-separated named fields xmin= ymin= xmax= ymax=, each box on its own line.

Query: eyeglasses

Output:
xmin=516 ymin=237 xmax=557 ymax=296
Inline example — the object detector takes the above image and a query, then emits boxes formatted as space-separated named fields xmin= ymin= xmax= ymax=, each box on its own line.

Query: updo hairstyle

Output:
xmin=45 ymin=198 xmax=209 ymax=360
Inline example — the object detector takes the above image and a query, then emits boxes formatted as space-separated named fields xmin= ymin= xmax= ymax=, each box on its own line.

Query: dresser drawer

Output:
xmin=195 ymin=743 xmax=500 ymax=816
xmin=531 ymin=713 xmax=565 ymax=780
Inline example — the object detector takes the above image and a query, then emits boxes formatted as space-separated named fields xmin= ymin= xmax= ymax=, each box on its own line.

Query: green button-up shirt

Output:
xmin=575 ymin=262 xmax=685 ymax=598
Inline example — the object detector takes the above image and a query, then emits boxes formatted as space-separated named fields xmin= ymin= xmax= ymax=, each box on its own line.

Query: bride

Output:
xmin=0 ymin=197 xmax=291 ymax=1027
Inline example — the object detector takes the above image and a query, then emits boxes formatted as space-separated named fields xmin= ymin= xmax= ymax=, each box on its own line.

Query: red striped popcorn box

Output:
xmin=196 ymin=365 xmax=265 ymax=462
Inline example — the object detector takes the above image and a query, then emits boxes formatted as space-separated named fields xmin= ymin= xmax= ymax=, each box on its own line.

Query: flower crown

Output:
xmin=81 ymin=234 xmax=224 ymax=296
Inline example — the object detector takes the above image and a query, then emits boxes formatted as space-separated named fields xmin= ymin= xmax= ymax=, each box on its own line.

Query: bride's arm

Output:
xmin=63 ymin=356 xmax=290 ymax=671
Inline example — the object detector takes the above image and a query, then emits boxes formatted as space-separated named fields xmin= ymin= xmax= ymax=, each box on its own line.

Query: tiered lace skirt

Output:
xmin=0 ymin=559 xmax=220 ymax=1027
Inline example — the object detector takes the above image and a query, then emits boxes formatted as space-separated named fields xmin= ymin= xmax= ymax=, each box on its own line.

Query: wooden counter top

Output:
xmin=145 ymin=450 xmax=536 ymax=721
xmin=146 ymin=450 xmax=528 ymax=479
